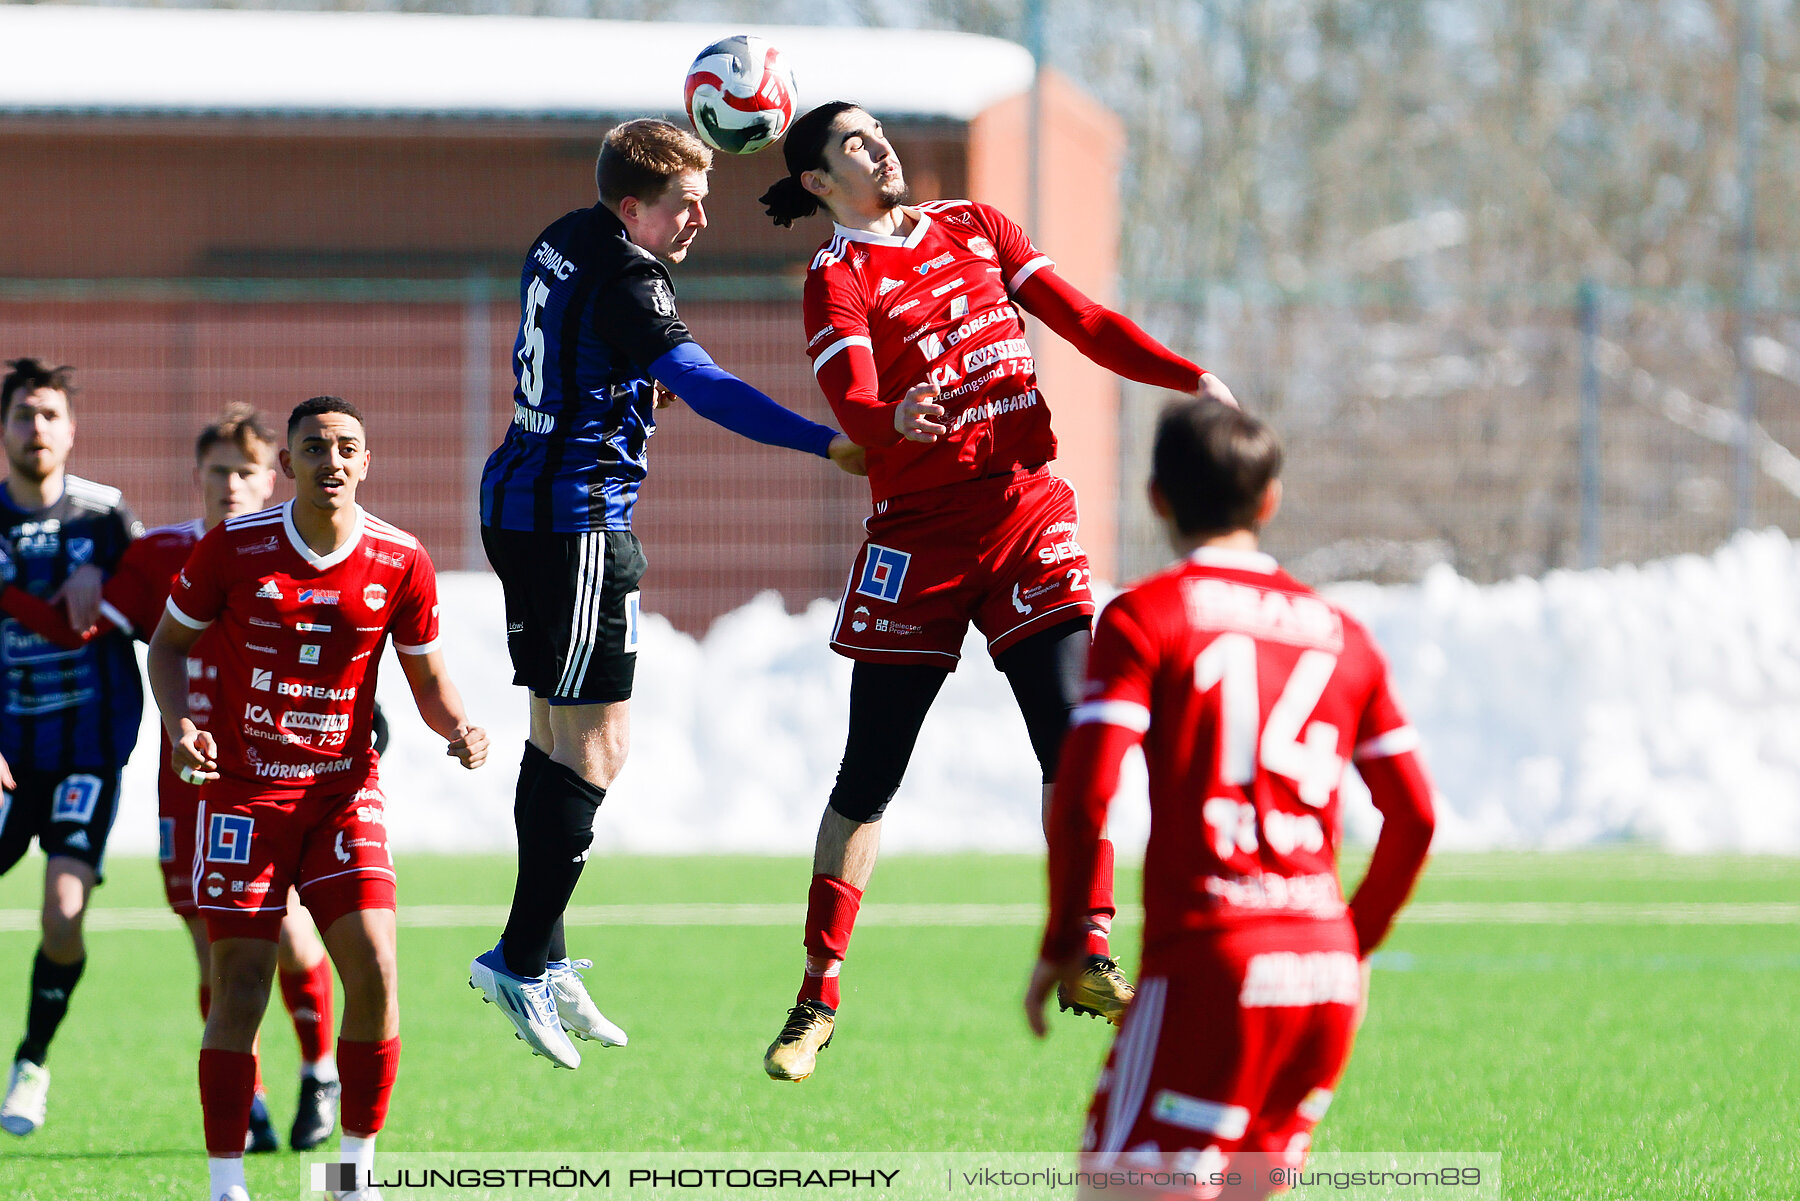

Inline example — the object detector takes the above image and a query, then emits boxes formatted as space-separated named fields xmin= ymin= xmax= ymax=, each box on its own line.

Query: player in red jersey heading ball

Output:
xmin=147 ymin=397 xmax=488 ymax=1201
xmin=1027 ymin=401 xmax=1436 ymax=1199
xmin=756 ymin=102 xmax=1239 ymax=1080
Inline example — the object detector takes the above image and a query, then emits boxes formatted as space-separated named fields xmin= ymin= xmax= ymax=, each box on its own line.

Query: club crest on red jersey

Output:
xmin=364 ymin=583 xmax=388 ymax=610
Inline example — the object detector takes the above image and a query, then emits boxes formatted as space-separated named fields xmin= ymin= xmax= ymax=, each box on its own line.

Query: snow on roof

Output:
xmin=0 ymin=6 xmax=1034 ymax=123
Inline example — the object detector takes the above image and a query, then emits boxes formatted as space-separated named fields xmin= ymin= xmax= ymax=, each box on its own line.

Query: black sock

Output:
xmin=517 ymin=743 xmax=569 ymax=965
xmin=15 ymin=949 xmax=85 ymax=1066
xmin=501 ymin=755 xmax=603 ymax=979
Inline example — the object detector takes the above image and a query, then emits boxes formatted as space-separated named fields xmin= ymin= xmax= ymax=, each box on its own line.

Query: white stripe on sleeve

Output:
xmin=1007 ymin=255 xmax=1054 ymax=293
xmin=1354 ymin=725 xmax=1421 ymax=762
xmin=811 ymin=335 xmax=872 ymax=374
xmin=99 ymin=599 xmax=134 ymax=636
xmin=163 ymin=596 xmax=211 ymax=631
xmin=1070 ymin=699 xmax=1151 ymax=732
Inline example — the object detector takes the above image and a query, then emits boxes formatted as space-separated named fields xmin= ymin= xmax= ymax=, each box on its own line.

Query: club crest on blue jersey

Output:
xmin=207 ymin=813 xmax=255 ymax=864
xmin=856 ymin=546 xmax=911 ymax=603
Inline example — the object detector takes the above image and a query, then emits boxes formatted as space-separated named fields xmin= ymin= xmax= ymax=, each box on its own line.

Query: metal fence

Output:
xmin=1118 ymin=284 xmax=1800 ymax=586
xmin=1 ymin=279 xmax=868 ymax=635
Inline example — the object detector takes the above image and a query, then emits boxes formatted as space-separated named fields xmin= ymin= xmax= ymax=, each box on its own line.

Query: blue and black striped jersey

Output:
xmin=0 ymin=476 xmax=145 ymax=769
xmin=480 ymin=204 xmax=695 ymax=533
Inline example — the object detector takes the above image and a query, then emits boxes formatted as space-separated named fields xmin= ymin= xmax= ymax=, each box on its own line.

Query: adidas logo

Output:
xmin=877 ymin=277 xmax=903 ymax=295
xmin=256 ymin=580 xmax=282 ymax=599
xmin=65 ymin=831 xmax=90 ymax=851
xmin=36 ymin=989 xmax=67 ymax=1002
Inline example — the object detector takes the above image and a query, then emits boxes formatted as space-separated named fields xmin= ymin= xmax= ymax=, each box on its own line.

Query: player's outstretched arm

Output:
xmin=647 ymin=342 xmax=865 ymax=475
xmin=0 ymin=581 xmax=105 ymax=649
xmin=146 ymin=610 xmax=219 ymax=784
xmin=1014 ymin=268 xmax=1239 ymax=404
xmin=47 ymin=562 xmax=104 ymax=632
xmin=396 ymin=648 xmax=488 ymax=770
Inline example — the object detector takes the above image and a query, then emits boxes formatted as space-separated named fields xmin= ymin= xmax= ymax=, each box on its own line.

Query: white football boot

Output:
xmin=547 ymin=958 xmax=628 ymax=1047
xmin=470 ymin=946 xmax=581 ymax=1069
xmin=0 ymin=1060 xmax=49 ymax=1136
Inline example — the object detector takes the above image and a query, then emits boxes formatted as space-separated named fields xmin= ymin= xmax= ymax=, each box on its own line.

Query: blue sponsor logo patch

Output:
xmin=856 ymin=545 xmax=911 ymax=603
xmin=206 ymin=813 xmax=255 ymax=864
xmin=50 ymin=774 xmax=102 ymax=824
xmin=158 ymin=816 xmax=175 ymax=863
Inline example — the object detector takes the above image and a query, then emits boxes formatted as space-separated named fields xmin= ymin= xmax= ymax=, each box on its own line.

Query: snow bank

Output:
xmin=110 ymin=530 xmax=1800 ymax=856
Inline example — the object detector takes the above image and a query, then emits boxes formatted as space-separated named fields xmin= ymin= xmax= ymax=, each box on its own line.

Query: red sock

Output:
xmin=798 ymin=875 xmax=862 ymax=1010
xmin=280 ymin=958 xmax=335 ymax=1063
xmin=198 ymin=1048 xmax=257 ymax=1155
xmin=338 ymin=1038 xmax=401 ymax=1137
xmin=1084 ymin=838 xmax=1117 ymax=957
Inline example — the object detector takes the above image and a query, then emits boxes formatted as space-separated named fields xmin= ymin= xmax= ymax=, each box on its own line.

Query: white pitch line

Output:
xmin=1 ymin=900 xmax=1796 ymax=933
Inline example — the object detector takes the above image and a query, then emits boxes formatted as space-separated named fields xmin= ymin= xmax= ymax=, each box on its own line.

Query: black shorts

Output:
xmin=482 ymin=526 xmax=646 ymax=704
xmin=0 ymin=767 xmax=122 ymax=882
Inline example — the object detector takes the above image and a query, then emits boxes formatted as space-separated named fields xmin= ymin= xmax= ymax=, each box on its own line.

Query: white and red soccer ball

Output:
xmin=683 ymin=35 xmax=797 ymax=155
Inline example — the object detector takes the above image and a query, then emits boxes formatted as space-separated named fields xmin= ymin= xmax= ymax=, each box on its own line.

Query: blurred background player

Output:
xmin=755 ymin=103 xmax=1239 ymax=1081
xmin=471 ymin=118 xmax=866 ymax=1069
xmin=148 ymin=396 xmax=488 ymax=1201
xmin=1 ymin=404 xmax=343 ymax=1151
xmin=0 ymin=358 xmax=142 ymax=1136
xmin=1025 ymin=401 xmax=1437 ymax=1199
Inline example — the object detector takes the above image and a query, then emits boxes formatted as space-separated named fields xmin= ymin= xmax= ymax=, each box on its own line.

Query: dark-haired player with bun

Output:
xmin=474 ymin=117 xmax=867 ymax=1072
xmin=149 ymin=396 xmax=488 ymax=1201
xmin=1027 ymin=401 xmax=1436 ymax=1197
xmin=756 ymin=102 xmax=1240 ymax=1081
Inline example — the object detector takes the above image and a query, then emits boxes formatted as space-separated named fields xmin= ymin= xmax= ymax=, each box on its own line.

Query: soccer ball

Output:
xmin=683 ymin=35 xmax=797 ymax=155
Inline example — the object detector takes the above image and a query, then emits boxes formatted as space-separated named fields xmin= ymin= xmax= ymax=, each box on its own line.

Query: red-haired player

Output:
xmin=757 ymin=102 xmax=1241 ymax=1080
xmin=0 ymin=405 xmax=342 ymax=1152
xmin=1026 ymin=401 xmax=1436 ymax=1199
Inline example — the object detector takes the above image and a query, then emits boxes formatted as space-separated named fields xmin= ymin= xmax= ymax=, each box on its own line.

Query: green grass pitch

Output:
xmin=0 ymin=852 xmax=1795 ymax=1199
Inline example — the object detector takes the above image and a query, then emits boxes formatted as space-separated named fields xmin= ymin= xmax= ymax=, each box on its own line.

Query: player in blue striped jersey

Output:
xmin=0 ymin=359 xmax=144 ymax=1136
xmin=472 ymin=120 xmax=865 ymax=1065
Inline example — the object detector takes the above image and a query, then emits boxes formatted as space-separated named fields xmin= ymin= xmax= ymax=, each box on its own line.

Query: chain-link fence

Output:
xmin=1119 ymin=283 xmax=1800 ymax=585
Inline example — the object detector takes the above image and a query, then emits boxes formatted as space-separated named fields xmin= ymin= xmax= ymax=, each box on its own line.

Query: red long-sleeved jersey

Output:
xmin=1042 ymin=547 xmax=1436 ymax=971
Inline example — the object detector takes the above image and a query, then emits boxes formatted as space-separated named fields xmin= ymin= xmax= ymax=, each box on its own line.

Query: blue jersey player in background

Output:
xmin=472 ymin=118 xmax=865 ymax=1067
xmin=0 ymin=358 xmax=144 ymax=1136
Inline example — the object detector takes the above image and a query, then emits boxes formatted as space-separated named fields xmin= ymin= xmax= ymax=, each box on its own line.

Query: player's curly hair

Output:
xmin=1 ymin=357 xmax=76 ymax=418
xmin=761 ymin=101 xmax=862 ymax=227
xmin=1152 ymin=399 xmax=1284 ymax=536
xmin=196 ymin=402 xmax=277 ymax=466
xmin=597 ymin=119 xmax=713 ymax=212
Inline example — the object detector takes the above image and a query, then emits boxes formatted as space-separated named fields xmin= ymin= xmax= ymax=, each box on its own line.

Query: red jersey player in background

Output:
xmin=1 ymin=405 xmax=343 ymax=1152
xmin=1026 ymin=401 xmax=1436 ymax=1199
xmin=147 ymin=396 xmax=488 ymax=1201
xmin=756 ymin=102 xmax=1240 ymax=1081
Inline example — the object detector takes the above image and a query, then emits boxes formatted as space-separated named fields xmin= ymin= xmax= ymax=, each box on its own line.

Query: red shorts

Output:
xmin=831 ymin=467 xmax=1095 ymax=666
xmin=193 ymin=769 xmax=395 ymax=942
xmin=1082 ymin=920 xmax=1361 ymax=1199
xmin=157 ymin=764 xmax=203 ymax=918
